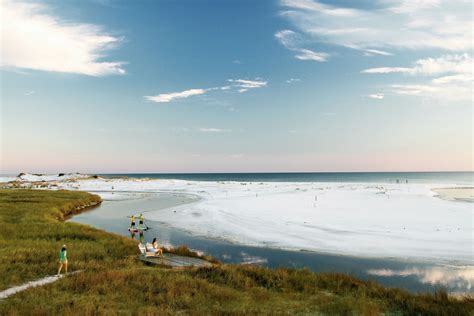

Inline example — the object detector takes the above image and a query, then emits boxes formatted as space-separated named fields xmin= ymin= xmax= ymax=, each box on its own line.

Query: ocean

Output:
xmin=101 ymin=172 xmax=473 ymax=184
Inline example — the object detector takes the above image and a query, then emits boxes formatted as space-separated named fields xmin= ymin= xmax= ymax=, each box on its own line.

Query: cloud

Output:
xmin=1 ymin=0 xmax=125 ymax=76
xmin=363 ymin=54 xmax=473 ymax=102
xmin=368 ymin=93 xmax=384 ymax=100
xmin=294 ymin=49 xmax=328 ymax=62
xmin=364 ymin=49 xmax=393 ymax=57
xmin=362 ymin=54 xmax=472 ymax=75
xmin=199 ymin=128 xmax=231 ymax=133
xmin=145 ymin=89 xmax=207 ymax=103
xmin=145 ymin=79 xmax=267 ymax=103
xmin=275 ymin=29 xmax=329 ymax=62
xmin=279 ymin=0 xmax=473 ymax=52
xmin=286 ymin=78 xmax=301 ymax=83
xmin=278 ymin=1 xmax=472 ymax=104
xmin=229 ymin=153 xmax=244 ymax=159
xmin=390 ymin=80 xmax=472 ymax=102
xmin=24 ymin=90 xmax=35 ymax=96
xmin=362 ymin=67 xmax=413 ymax=74
xmin=228 ymin=79 xmax=267 ymax=89
xmin=228 ymin=79 xmax=267 ymax=92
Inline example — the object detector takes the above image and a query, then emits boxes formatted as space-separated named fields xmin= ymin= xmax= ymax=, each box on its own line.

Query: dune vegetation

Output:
xmin=0 ymin=189 xmax=472 ymax=315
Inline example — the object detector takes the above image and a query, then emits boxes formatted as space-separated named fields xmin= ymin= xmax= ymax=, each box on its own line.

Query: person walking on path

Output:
xmin=57 ymin=245 xmax=68 ymax=275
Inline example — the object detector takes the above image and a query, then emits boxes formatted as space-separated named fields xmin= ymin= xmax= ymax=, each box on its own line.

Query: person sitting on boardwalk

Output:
xmin=144 ymin=238 xmax=163 ymax=257
xmin=152 ymin=238 xmax=163 ymax=256
xmin=57 ymin=245 xmax=67 ymax=275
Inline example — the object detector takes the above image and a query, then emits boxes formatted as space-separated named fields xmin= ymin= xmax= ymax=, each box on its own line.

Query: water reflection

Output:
xmin=367 ymin=266 xmax=474 ymax=291
xmin=239 ymin=251 xmax=268 ymax=265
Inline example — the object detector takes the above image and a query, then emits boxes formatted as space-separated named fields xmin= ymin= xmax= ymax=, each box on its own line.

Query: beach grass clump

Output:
xmin=0 ymin=189 xmax=473 ymax=315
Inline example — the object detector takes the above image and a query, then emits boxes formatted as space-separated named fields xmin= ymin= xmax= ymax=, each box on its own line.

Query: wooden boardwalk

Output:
xmin=138 ymin=253 xmax=213 ymax=268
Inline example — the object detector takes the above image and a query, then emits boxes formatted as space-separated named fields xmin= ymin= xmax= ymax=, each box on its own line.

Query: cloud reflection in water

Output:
xmin=367 ymin=266 xmax=474 ymax=291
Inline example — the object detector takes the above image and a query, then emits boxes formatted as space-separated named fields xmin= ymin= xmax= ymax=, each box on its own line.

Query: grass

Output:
xmin=0 ymin=189 xmax=472 ymax=315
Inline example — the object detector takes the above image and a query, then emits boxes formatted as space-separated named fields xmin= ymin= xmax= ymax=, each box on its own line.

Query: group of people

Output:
xmin=130 ymin=212 xmax=164 ymax=257
xmin=129 ymin=212 xmax=146 ymax=229
xmin=55 ymin=212 xmax=165 ymax=275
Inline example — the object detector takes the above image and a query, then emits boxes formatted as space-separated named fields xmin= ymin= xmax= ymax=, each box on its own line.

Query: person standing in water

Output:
xmin=139 ymin=213 xmax=145 ymax=229
xmin=57 ymin=245 xmax=68 ymax=275
xmin=130 ymin=215 xmax=136 ymax=229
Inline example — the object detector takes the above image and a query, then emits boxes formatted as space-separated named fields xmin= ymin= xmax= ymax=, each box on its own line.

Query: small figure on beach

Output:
xmin=130 ymin=215 xmax=136 ymax=229
xmin=57 ymin=245 xmax=67 ymax=275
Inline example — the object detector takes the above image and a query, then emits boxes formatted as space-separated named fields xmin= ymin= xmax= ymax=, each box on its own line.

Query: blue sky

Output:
xmin=1 ymin=0 xmax=472 ymax=173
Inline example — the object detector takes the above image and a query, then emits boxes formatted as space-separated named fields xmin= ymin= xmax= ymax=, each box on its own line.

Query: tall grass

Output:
xmin=0 ymin=189 xmax=472 ymax=315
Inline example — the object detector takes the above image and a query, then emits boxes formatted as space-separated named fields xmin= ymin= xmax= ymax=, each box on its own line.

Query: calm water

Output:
xmin=101 ymin=172 xmax=473 ymax=185
xmin=69 ymin=192 xmax=473 ymax=294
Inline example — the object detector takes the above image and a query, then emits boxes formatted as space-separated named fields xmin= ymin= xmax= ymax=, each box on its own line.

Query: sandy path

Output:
xmin=0 ymin=271 xmax=82 ymax=300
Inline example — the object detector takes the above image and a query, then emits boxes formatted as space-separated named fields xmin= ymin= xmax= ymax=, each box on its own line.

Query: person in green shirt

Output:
xmin=57 ymin=245 xmax=68 ymax=275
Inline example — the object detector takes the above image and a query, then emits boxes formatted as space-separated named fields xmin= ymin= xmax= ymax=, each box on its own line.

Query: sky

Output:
xmin=0 ymin=0 xmax=472 ymax=173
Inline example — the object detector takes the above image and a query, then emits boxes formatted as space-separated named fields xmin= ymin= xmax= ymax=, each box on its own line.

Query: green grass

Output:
xmin=0 ymin=189 xmax=472 ymax=315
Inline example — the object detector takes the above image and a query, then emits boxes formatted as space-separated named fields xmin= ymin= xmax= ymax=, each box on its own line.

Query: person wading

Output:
xmin=57 ymin=245 xmax=68 ymax=275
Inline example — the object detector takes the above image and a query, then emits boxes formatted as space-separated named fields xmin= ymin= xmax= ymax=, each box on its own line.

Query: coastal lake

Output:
xmin=69 ymin=191 xmax=473 ymax=294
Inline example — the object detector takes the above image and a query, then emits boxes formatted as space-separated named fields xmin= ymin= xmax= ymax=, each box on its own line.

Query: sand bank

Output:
xmin=433 ymin=187 xmax=474 ymax=203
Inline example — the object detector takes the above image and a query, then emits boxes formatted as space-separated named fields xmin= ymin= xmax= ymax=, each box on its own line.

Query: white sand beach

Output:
xmin=3 ymin=175 xmax=473 ymax=264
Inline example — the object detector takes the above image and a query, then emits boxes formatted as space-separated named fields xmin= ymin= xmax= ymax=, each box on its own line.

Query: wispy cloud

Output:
xmin=362 ymin=67 xmax=413 ymax=74
xmin=145 ymin=89 xmax=207 ymax=103
xmin=145 ymin=78 xmax=267 ymax=103
xmin=199 ymin=128 xmax=231 ymax=133
xmin=1 ymin=0 xmax=125 ymax=76
xmin=24 ymin=90 xmax=35 ymax=96
xmin=362 ymin=54 xmax=472 ymax=75
xmin=279 ymin=0 xmax=473 ymax=53
xmin=275 ymin=30 xmax=329 ymax=62
xmin=294 ymin=49 xmax=328 ymax=62
xmin=286 ymin=78 xmax=301 ymax=84
xmin=390 ymin=80 xmax=472 ymax=102
xmin=229 ymin=153 xmax=244 ymax=159
xmin=368 ymin=93 xmax=384 ymax=100
xmin=364 ymin=49 xmax=393 ymax=57
xmin=363 ymin=54 xmax=472 ymax=102
xmin=228 ymin=79 xmax=267 ymax=90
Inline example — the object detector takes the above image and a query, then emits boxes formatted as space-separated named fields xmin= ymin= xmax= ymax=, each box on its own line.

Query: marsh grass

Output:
xmin=0 ymin=189 xmax=472 ymax=315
